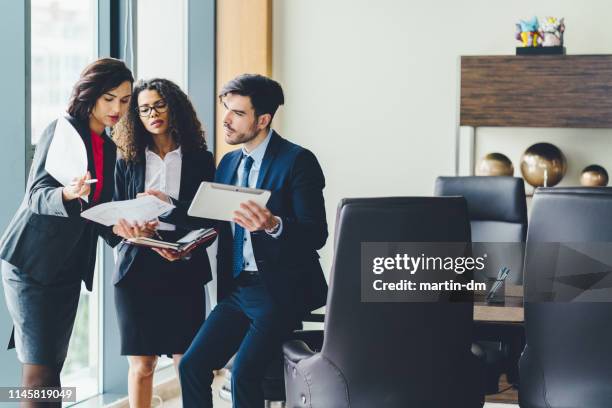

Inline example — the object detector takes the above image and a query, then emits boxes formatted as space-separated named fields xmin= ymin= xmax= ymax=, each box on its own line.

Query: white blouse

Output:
xmin=145 ymin=146 xmax=182 ymax=231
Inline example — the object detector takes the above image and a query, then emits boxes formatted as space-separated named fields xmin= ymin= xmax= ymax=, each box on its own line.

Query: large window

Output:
xmin=19 ymin=0 xmax=216 ymax=401
xmin=30 ymin=0 xmax=100 ymax=403
xmin=31 ymin=0 xmax=97 ymax=144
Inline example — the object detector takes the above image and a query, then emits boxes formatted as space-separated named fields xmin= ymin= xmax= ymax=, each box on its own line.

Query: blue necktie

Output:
xmin=232 ymin=155 xmax=255 ymax=278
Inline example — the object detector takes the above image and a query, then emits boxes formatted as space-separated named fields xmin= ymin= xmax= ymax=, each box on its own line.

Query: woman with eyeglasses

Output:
xmin=111 ymin=78 xmax=215 ymax=407
xmin=0 ymin=58 xmax=152 ymax=405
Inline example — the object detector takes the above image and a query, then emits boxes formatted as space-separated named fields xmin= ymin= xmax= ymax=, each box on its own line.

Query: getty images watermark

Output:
xmin=371 ymin=251 xmax=488 ymax=291
xmin=361 ymin=242 xmax=490 ymax=302
xmin=361 ymin=242 xmax=612 ymax=302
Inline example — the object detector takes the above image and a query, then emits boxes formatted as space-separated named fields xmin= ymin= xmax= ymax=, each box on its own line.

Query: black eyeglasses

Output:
xmin=137 ymin=99 xmax=168 ymax=117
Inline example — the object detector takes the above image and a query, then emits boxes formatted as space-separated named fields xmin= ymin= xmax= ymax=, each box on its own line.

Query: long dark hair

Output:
xmin=113 ymin=78 xmax=207 ymax=162
xmin=67 ymin=58 xmax=134 ymax=121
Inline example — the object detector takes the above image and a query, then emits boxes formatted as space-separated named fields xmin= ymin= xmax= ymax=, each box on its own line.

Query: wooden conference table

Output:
xmin=305 ymin=284 xmax=525 ymax=324
xmin=474 ymin=283 xmax=524 ymax=323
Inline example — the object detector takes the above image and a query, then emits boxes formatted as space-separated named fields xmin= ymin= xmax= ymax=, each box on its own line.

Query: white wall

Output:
xmin=272 ymin=0 xmax=612 ymax=275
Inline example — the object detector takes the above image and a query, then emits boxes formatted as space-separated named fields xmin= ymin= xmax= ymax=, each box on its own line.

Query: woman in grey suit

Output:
xmin=0 ymin=58 xmax=150 ymax=404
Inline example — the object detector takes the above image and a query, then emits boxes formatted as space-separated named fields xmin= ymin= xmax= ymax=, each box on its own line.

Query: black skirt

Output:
xmin=114 ymin=234 xmax=206 ymax=356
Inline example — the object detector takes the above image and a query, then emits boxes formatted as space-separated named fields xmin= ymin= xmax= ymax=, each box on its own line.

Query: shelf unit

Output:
xmin=457 ymin=54 xmax=612 ymax=178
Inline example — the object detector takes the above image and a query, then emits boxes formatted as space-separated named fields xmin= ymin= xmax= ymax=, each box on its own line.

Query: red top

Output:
xmin=90 ymin=130 xmax=105 ymax=204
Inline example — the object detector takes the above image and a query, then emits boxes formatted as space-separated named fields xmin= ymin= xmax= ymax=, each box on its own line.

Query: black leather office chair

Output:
xmin=520 ymin=187 xmax=612 ymax=408
xmin=435 ymin=176 xmax=527 ymax=393
xmin=283 ymin=197 xmax=484 ymax=408
xmin=434 ymin=176 xmax=527 ymax=283
xmin=219 ymin=331 xmax=325 ymax=407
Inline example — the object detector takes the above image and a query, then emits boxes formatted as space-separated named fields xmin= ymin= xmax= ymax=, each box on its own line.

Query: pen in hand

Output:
xmin=69 ymin=178 xmax=97 ymax=186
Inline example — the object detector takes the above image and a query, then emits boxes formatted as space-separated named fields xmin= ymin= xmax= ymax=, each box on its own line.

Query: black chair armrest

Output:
xmin=291 ymin=329 xmax=324 ymax=351
xmin=283 ymin=340 xmax=316 ymax=363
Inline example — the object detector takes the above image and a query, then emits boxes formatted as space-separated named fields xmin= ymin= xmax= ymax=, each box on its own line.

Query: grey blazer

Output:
xmin=0 ymin=114 xmax=120 ymax=290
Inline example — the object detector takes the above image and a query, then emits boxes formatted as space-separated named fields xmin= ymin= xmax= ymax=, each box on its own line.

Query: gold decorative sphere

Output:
xmin=520 ymin=143 xmax=567 ymax=187
xmin=580 ymin=165 xmax=609 ymax=187
xmin=476 ymin=153 xmax=514 ymax=176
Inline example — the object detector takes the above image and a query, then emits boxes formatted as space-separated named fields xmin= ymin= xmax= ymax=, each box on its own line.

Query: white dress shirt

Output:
xmin=145 ymin=146 xmax=182 ymax=231
xmin=232 ymin=129 xmax=282 ymax=272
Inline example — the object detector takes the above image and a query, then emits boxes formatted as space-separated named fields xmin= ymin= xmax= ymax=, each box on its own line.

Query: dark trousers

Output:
xmin=179 ymin=277 xmax=290 ymax=408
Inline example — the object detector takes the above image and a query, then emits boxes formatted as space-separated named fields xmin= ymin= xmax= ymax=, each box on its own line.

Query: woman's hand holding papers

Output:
xmin=62 ymin=171 xmax=92 ymax=201
xmin=136 ymin=190 xmax=192 ymax=261
xmin=113 ymin=218 xmax=159 ymax=240
xmin=151 ymin=247 xmax=194 ymax=262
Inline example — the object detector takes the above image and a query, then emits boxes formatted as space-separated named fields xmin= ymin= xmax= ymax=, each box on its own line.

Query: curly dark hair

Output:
xmin=67 ymin=58 xmax=134 ymax=121
xmin=113 ymin=78 xmax=207 ymax=162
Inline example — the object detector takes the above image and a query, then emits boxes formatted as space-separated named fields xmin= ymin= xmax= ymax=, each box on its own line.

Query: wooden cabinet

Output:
xmin=460 ymin=55 xmax=612 ymax=128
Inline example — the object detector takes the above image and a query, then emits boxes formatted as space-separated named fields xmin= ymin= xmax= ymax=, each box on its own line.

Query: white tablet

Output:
xmin=187 ymin=182 xmax=272 ymax=221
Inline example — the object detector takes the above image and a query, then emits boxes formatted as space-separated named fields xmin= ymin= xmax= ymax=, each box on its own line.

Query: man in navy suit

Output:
xmin=179 ymin=74 xmax=328 ymax=407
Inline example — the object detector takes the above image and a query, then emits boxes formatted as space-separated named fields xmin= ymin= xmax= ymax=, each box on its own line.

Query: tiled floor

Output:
xmin=165 ymin=397 xmax=517 ymax=408
xmin=161 ymin=374 xmax=228 ymax=408
xmin=162 ymin=375 xmax=519 ymax=408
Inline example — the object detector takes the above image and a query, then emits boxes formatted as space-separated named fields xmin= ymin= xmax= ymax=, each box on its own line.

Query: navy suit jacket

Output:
xmin=112 ymin=147 xmax=216 ymax=286
xmin=216 ymin=131 xmax=328 ymax=321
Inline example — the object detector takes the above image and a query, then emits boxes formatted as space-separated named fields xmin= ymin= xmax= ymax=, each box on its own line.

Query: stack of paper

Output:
xmin=45 ymin=116 xmax=90 ymax=201
xmin=81 ymin=195 xmax=175 ymax=226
